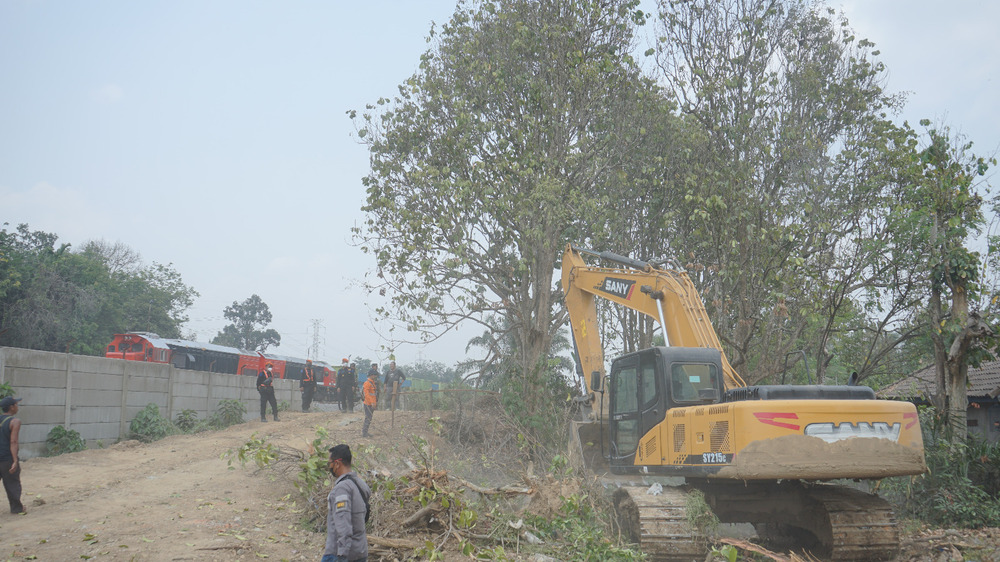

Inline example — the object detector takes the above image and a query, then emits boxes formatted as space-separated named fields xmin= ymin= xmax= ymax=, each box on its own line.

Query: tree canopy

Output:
xmin=211 ymin=294 xmax=281 ymax=352
xmin=0 ymin=223 xmax=197 ymax=355
xmin=354 ymin=0 xmax=653 ymax=412
xmin=355 ymin=0 xmax=998 ymax=446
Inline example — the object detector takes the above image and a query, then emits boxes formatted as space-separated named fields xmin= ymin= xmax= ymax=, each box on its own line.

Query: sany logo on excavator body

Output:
xmin=598 ymin=277 xmax=636 ymax=300
xmin=803 ymin=421 xmax=901 ymax=443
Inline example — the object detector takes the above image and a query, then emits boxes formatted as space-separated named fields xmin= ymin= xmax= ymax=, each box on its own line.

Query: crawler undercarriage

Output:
xmin=613 ymin=480 xmax=898 ymax=561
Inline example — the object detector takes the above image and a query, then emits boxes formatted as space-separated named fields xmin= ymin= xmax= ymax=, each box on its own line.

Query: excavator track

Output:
xmin=805 ymin=485 xmax=899 ymax=561
xmin=612 ymin=486 xmax=706 ymax=562
xmin=612 ymin=482 xmax=898 ymax=561
xmin=705 ymin=481 xmax=899 ymax=561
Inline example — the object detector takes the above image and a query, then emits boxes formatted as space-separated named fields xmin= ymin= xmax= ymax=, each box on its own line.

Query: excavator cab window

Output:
xmin=670 ymin=363 xmax=720 ymax=404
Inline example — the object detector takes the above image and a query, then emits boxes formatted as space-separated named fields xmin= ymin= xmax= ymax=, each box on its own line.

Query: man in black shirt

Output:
xmin=0 ymin=396 xmax=25 ymax=515
xmin=300 ymin=360 xmax=317 ymax=412
xmin=385 ymin=361 xmax=406 ymax=410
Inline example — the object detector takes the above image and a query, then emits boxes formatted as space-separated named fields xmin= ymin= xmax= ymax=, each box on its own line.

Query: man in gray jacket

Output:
xmin=323 ymin=444 xmax=370 ymax=562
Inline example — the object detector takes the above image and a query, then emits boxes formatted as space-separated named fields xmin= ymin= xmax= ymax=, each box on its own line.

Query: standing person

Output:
xmin=336 ymin=359 xmax=349 ymax=411
xmin=300 ymin=359 xmax=317 ymax=412
xmin=323 ymin=445 xmax=370 ymax=562
xmin=346 ymin=362 xmax=358 ymax=412
xmin=0 ymin=396 xmax=25 ymax=515
xmin=386 ymin=361 xmax=406 ymax=410
xmin=256 ymin=363 xmax=279 ymax=422
xmin=362 ymin=371 xmax=377 ymax=438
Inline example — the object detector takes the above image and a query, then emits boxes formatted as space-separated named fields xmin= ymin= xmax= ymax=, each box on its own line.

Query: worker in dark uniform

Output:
xmin=300 ymin=359 xmax=317 ymax=412
xmin=343 ymin=362 xmax=357 ymax=412
xmin=323 ymin=444 xmax=370 ymax=562
xmin=386 ymin=361 xmax=406 ymax=411
xmin=336 ymin=359 xmax=349 ymax=411
xmin=0 ymin=396 xmax=25 ymax=515
xmin=257 ymin=363 xmax=279 ymax=422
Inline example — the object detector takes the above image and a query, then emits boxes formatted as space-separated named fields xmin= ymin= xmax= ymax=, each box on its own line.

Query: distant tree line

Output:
xmin=0 ymin=223 xmax=197 ymax=355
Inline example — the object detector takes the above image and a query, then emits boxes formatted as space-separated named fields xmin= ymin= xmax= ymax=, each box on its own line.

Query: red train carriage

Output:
xmin=105 ymin=332 xmax=259 ymax=375
xmin=106 ymin=333 xmax=339 ymax=403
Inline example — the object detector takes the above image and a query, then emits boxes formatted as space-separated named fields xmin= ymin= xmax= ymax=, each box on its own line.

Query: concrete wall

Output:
xmin=0 ymin=346 xmax=297 ymax=458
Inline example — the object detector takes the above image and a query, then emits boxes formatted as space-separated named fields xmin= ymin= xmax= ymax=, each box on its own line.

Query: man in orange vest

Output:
xmin=300 ymin=360 xmax=317 ymax=412
xmin=362 ymin=371 xmax=377 ymax=438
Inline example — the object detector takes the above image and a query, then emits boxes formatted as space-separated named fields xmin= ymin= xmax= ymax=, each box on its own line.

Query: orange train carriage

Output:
xmin=105 ymin=332 xmax=339 ymax=399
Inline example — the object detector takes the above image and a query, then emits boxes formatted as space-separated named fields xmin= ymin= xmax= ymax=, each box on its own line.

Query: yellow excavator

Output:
xmin=561 ymin=244 xmax=926 ymax=561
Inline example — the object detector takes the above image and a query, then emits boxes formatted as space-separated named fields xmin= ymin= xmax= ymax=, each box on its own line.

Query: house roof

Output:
xmin=878 ymin=359 xmax=1000 ymax=400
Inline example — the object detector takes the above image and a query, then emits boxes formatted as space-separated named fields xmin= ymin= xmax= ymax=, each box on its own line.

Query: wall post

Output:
xmin=166 ymin=366 xmax=175 ymax=420
xmin=119 ymin=361 xmax=130 ymax=439
xmin=64 ymin=353 xmax=74 ymax=428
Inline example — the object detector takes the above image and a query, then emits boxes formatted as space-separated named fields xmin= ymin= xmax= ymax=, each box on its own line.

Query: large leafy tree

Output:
xmin=211 ymin=294 xmax=281 ymax=352
xmin=893 ymin=124 xmax=997 ymax=442
xmin=354 ymin=0 xmax=651 ymax=411
xmin=0 ymin=225 xmax=197 ymax=354
xmin=645 ymin=0 xmax=912 ymax=383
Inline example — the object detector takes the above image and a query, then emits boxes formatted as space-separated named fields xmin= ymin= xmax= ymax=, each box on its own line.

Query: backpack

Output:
xmin=342 ymin=472 xmax=371 ymax=523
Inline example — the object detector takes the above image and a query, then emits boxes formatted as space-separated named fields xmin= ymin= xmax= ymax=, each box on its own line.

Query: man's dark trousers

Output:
xmin=302 ymin=385 xmax=315 ymax=412
xmin=0 ymin=460 xmax=23 ymax=514
xmin=259 ymin=388 xmax=278 ymax=420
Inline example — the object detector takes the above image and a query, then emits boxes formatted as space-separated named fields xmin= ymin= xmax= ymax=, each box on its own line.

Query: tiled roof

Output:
xmin=878 ymin=358 xmax=1000 ymax=400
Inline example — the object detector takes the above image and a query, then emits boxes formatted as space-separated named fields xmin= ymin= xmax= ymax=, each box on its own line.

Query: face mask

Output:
xmin=267 ymin=368 xmax=272 ymax=373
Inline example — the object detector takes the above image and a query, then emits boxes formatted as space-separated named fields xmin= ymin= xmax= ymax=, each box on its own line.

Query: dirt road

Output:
xmin=0 ymin=409 xmax=398 ymax=561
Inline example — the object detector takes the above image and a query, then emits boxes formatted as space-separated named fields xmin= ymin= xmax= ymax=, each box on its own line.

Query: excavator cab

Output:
xmin=607 ymin=347 xmax=723 ymax=471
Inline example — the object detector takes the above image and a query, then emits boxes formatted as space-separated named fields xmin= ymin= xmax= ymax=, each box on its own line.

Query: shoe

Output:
xmin=261 ymin=418 xmax=268 ymax=422
xmin=273 ymin=416 xmax=279 ymax=421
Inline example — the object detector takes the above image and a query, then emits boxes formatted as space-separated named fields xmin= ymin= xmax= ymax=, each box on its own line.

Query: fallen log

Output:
xmin=403 ymin=504 xmax=443 ymax=528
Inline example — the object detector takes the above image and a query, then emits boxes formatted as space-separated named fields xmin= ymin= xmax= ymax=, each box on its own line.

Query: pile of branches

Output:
xmin=365 ymin=466 xmax=538 ymax=559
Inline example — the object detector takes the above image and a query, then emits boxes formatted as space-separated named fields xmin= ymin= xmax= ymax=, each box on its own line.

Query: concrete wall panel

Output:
xmin=5 ymin=367 xmax=68 ymax=389
xmin=74 ymin=372 xmax=128 ymax=390
xmin=1 ymin=346 xmax=311 ymax=459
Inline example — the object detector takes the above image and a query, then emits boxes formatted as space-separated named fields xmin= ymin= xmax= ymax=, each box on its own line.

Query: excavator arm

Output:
xmin=561 ymin=244 xmax=746 ymax=408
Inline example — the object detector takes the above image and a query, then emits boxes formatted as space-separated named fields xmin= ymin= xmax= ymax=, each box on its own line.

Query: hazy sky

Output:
xmin=1 ymin=1 xmax=997 ymax=365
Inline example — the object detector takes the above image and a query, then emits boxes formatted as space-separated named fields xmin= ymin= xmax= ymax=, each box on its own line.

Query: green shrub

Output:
xmin=45 ymin=425 xmax=86 ymax=456
xmin=884 ymin=408 xmax=1000 ymax=528
xmin=175 ymin=409 xmax=199 ymax=432
xmin=210 ymin=399 xmax=247 ymax=428
xmin=0 ymin=382 xmax=14 ymax=399
xmin=129 ymin=403 xmax=176 ymax=443
xmin=278 ymin=400 xmax=291 ymax=412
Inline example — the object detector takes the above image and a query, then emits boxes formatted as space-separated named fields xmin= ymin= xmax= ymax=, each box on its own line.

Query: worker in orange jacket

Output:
xmin=361 ymin=370 xmax=377 ymax=438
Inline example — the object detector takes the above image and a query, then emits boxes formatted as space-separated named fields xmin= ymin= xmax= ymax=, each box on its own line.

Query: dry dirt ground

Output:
xmin=0 ymin=409 xmax=448 ymax=562
xmin=1 ymin=407 xmax=998 ymax=562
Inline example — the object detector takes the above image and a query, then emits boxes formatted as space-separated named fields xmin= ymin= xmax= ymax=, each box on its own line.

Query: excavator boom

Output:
xmin=562 ymin=244 xmax=745 ymax=401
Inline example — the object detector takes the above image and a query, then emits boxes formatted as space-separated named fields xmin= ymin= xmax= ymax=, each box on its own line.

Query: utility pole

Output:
xmin=308 ymin=319 xmax=324 ymax=360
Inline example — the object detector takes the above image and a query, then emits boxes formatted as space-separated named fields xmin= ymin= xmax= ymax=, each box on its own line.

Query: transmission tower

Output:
xmin=308 ymin=319 xmax=325 ymax=360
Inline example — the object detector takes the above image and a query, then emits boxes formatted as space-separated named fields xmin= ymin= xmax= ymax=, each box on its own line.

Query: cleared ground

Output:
xmin=1 ymin=406 xmax=997 ymax=561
